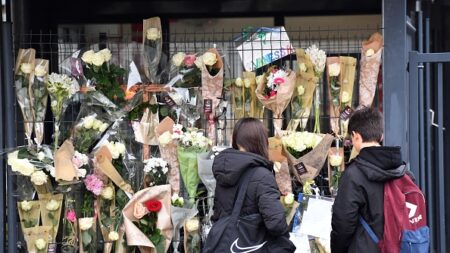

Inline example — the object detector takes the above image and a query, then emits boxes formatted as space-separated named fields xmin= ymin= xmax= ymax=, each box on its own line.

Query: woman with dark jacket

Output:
xmin=211 ymin=118 xmax=296 ymax=252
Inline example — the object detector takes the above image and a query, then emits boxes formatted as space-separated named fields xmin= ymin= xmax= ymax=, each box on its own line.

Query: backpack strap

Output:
xmin=360 ymin=216 xmax=380 ymax=244
xmin=230 ymin=168 xmax=258 ymax=220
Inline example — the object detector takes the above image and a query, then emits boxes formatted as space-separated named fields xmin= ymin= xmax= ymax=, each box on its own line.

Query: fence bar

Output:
xmin=0 ymin=20 xmax=5 ymax=252
xmin=436 ymin=63 xmax=446 ymax=253
xmin=408 ymin=51 xmax=420 ymax=179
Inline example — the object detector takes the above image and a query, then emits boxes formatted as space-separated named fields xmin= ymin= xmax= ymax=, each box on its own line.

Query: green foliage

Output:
xmin=84 ymin=63 xmax=126 ymax=105
xmin=287 ymin=146 xmax=313 ymax=159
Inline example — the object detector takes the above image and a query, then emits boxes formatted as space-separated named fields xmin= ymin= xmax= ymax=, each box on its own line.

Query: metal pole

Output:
xmin=2 ymin=22 xmax=18 ymax=253
xmin=408 ymin=51 xmax=420 ymax=179
xmin=0 ymin=18 xmax=6 ymax=252
xmin=436 ymin=63 xmax=446 ymax=253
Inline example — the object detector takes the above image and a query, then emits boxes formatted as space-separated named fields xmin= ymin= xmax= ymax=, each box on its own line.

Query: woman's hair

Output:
xmin=232 ymin=118 xmax=269 ymax=159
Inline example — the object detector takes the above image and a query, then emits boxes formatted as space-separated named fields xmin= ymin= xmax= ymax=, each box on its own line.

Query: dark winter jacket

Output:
xmin=331 ymin=146 xmax=407 ymax=253
xmin=212 ymin=148 xmax=295 ymax=252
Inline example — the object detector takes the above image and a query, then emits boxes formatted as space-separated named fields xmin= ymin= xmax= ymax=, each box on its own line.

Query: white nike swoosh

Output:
xmin=230 ymin=238 xmax=267 ymax=253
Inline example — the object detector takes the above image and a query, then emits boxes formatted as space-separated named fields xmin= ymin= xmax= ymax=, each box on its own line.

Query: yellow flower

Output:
xmin=329 ymin=154 xmax=343 ymax=167
xmin=81 ymin=50 xmax=95 ymax=64
xmin=202 ymin=52 xmax=217 ymax=66
xmin=20 ymin=201 xmax=33 ymax=211
xmin=46 ymin=199 xmax=60 ymax=211
xmin=365 ymin=48 xmax=375 ymax=57
xmin=172 ymin=52 xmax=186 ymax=67
xmin=328 ymin=63 xmax=341 ymax=77
xmin=235 ymin=77 xmax=243 ymax=87
xmin=20 ymin=63 xmax=33 ymax=74
xmin=186 ymin=218 xmax=199 ymax=232
xmin=34 ymin=65 xmax=47 ymax=77
xmin=341 ymin=91 xmax=351 ymax=104
xmin=146 ymin=28 xmax=161 ymax=41
xmin=34 ymin=238 xmax=47 ymax=250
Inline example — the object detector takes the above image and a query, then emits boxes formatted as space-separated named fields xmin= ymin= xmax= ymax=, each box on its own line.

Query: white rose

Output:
xmin=365 ymin=48 xmax=375 ymax=57
xmin=83 ymin=116 xmax=95 ymax=129
xmin=20 ymin=63 xmax=33 ymax=74
xmin=115 ymin=142 xmax=126 ymax=156
xmin=171 ymin=193 xmax=180 ymax=203
xmin=194 ymin=56 xmax=203 ymax=69
xmin=79 ymin=217 xmax=94 ymax=231
xmin=328 ymin=63 xmax=341 ymax=77
xmin=34 ymin=238 xmax=47 ymax=250
xmin=244 ymin=78 xmax=252 ymax=89
xmin=46 ymin=199 xmax=60 ymax=211
xmin=202 ymin=52 xmax=217 ymax=66
xmin=99 ymin=123 xmax=109 ymax=132
xmin=7 ymin=151 xmax=35 ymax=176
xmin=34 ymin=65 xmax=47 ymax=77
xmin=37 ymin=152 xmax=45 ymax=161
xmin=106 ymin=142 xmax=121 ymax=159
xmin=108 ymin=231 xmax=119 ymax=241
xmin=235 ymin=77 xmax=243 ymax=87
xmin=30 ymin=170 xmax=47 ymax=186
xmin=101 ymin=186 xmax=114 ymax=200
xmin=329 ymin=154 xmax=343 ymax=167
xmin=299 ymin=62 xmax=307 ymax=72
xmin=284 ymin=193 xmax=295 ymax=205
xmin=81 ymin=50 xmax=95 ymax=64
xmin=172 ymin=52 xmax=186 ymax=67
xmin=92 ymin=52 xmax=105 ymax=67
xmin=76 ymin=168 xmax=87 ymax=178
xmin=297 ymin=85 xmax=305 ymax=96
xmin=341 ymin=91 xmax=351 ymax=104
xmin=158 ymin=131 xmax=172 ymax=147
xmin=99 ymin=48 xmax=112 ymax=62
xmin=21 ymin=201 xmax=33 ymax=211
xmin=146 ymin=28 xmax=161 ymax=41
xmin=92 ymin=119 xmax=103 ymax=130
xmin=185 ymin=218 xmax=199 ymax=232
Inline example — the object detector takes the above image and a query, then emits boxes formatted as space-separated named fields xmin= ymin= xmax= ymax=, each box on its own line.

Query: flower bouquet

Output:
xmin=143 ymin=157 xmax=169 ymax=188
xmin=184 ymin=217 xmax=201 ymax=253
xmin=39 ymin=193 xmax=64 ymax=243
xmin=170 ymin=194 xmax=197 ymax=253
xmin=177 ymin=128 xmax=212 ymax=202
xmin=122 ymin=184 xmax=173 ymax=253
xmin=305 ymin=45 xmax=326 ymax=133
xmin=22 ymin=226 xmax=52 ymax=253
xmin=358 ymin=32 xmax=383 ymax=108
xmin=17 ymin=200 xmax=41 ymax=231
xmin=14 ymin=48 xmax=36 ymax=147
xmin=169 ymin=52 xmax=202 ymax=88
xmin=72 ymin=113 xmax=109 ymax=154
xmin=281 ymin=131 xmax=334 ymax=184
xmin=155 ymin=117 xmax=181 ymax=194
xmin=255 ymin=66 xmax=296 ymax=134
xmin=96 ymin=183 xmax=118 ymax=253
xmin=62 ymin=196 xmax=78 ymax=253
xmin=47 ymin=73 xmax=79 ymax=151
xmin=31 ymin=59 xmax=49 ymax=147
xmin=268 ymin=137 xmax=292 ymax=195
xmin=234 ymin=72 xmax=264 ymax=119
xmin=328 ymin=142 xmax=345 ymax=197
xmin=143 ymin=17 xmax=163 ymax=84
xmin=280 ymin=193 xmax=299 ymax=225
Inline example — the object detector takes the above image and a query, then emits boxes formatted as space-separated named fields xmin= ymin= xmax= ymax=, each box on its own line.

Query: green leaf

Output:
xmin=48 ymin=212 xmax=55 ymax=220
xmin=159 ymin=106 xmax=169 ymax=117
xmin=82 ymin=231 xmax=92 ymax=247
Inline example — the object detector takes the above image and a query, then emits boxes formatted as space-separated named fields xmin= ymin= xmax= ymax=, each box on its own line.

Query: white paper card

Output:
xmin=299 ymin=197 xmax=333 ymax=239
xmin=290 ymin=233 xmax=311 ymax=253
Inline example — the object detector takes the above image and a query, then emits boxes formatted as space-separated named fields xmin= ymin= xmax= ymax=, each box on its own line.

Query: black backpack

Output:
xmin=203 ymin=168 xmax=268 ymax=253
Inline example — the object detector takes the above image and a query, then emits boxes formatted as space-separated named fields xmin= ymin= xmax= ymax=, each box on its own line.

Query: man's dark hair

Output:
xmin=348 ymin=107 xmax=384 ymax=143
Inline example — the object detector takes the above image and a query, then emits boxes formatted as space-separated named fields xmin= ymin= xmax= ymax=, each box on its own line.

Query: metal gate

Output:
xmin=409 ymin=51 xmax=450 ymax=253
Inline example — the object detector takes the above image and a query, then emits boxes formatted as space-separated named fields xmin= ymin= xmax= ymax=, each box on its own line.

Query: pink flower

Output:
xmin=66 ymin=210 xmax=76 ymax=223
xmin=133 ymin=202 xmax=148 ymax=219
xmin=184 ymin=55 xmax=196 ymax=67
xmin=269 ymin=90 xmax=277 ymax=97
xmin=72 ymin=157 xmax=83 ymax=169
xmin=273 ymin=77 xmax=285 ymax=85
xmin=84 ymin=174 xmax=104 ymax=196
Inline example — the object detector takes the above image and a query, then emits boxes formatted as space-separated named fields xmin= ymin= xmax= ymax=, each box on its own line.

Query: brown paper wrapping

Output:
xmin=32 ymin=180 xmax=53 ymax=196
xmin=17 ymin=200 xmax=41 ymax=232
xmin=282 ymin=134 xmax=334 ymax=184
xmin=339 ymin=57 xmax=357 ymax=136
xmin=256 ymin=70 xmax=296 ymax=134
xmin=32 ymin=59 xmax=49 ymax=146
xmin=132 ymin=95 xmax=159 ymax=146
xmin=232 ymin=82 xmax=245 ymax=119
xmin=155 ymin=117 xmax=180 ymax=194
xmin=295 ymin=49 xmax=319 ymax=129
xmin=96 ymin=182 xmax=116 ymax=253
xmin=286 ymin=201 xmax=300 ymax=225
xmin=122 ymin=184 xmax=173 ymax=253
xmin=242 ymin=72 xmax=264 ymax=119
xmin=23 ymin=226 xmax=51 ymax=253
xmin=327 ymin=147 xmax=345 ymax=189
xmin=55 ymin=140 xmax=78 ymax=182
xmin=39 ymin=193 xmax=64 ymax=242
xmin=359 ymin=32 xmax=383 ymax=108
xmin=96 ymin=146 xmax=134 ymax=196
xmin=268 ymin=137 xmax=292 ymax=195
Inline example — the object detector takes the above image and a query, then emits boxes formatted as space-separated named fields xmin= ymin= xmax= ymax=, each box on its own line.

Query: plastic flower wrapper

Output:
xmin=143 ymin=157 xmax=169 ymax=188
xmin=61 ymin=193 xmax=79 ymax=253
xmin=17 ymin=200 xmax=41 ymax=232
xmin=184 ymin=217 xmax=201 ymax=253
xmin=155 ymin=117 xmax=181 ymax=194
xmin=268 ymin=137 xmax=292 ymax=195
xmin=22 ymin=226 xmax=51 ymax=253
xmin=177 ymin=128 xmax=212 ymax=202
xmin=281 ymin=131 xmax=334 ymax=184
xmin=170 ymin=198 xmax=198 ymax=253
xmin=143 ymin=17 xmax=163 ymax=84
xmin=14 ymin=48 xmax=36 ymax=146
xmin=47 ymin=72 xmax=80 ymax=152
xmin=122 ymin=184 xmax=173 ymax=253
xmin=39 ymin=193 xmax=64 ymax=242
xmin=131 ymin=94 xmax=159 ymax=146
xmin=72 ymin=112 xmax=109 ymax=154
xmin=359 ymin=32 xmax=383 ymax=108
xmin=256 ymin=66 xmax=296 ymax=134
xmin=168 ymin=52 xmax=202 ymax=88
xmin=31 ymin=59 xmax=49 ymax=147
xmin=232 ymin=77 xmax=245 ymax=119
xmin=280 ymin=193 xmax=300 ymax=225
xmin=328 ymin=141 xmax=345 ymax=197
xmin=96 ymin=182 xmax=118 ymax=253
xmin=79 ymin=174 xmax=102 ymax=253
xmin=81 ymin=48 xmax=126 ymax=105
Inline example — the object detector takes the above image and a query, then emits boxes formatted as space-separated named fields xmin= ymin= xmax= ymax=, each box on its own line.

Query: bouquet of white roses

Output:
xmin=72 ymin=113 xmax=109 ymax=154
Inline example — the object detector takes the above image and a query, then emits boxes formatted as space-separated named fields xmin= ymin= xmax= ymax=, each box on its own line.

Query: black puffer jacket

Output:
xmin=331 ymin=146 xmax=407 ymax=253
xmin=212 ymin=148 xmax=295 ymax=252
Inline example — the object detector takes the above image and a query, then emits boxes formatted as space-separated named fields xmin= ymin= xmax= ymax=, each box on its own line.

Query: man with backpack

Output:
xmin=331 ymin=107 xmax=429 ymax=253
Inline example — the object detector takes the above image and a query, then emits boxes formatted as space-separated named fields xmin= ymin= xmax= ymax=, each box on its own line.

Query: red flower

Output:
xmin=145 ymin=199 xmax=162 ymax=212
xmin=273 ymin=77 xmax=285 ymax=85
xmin=269 ymin=90 xmax=277 ymax=97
